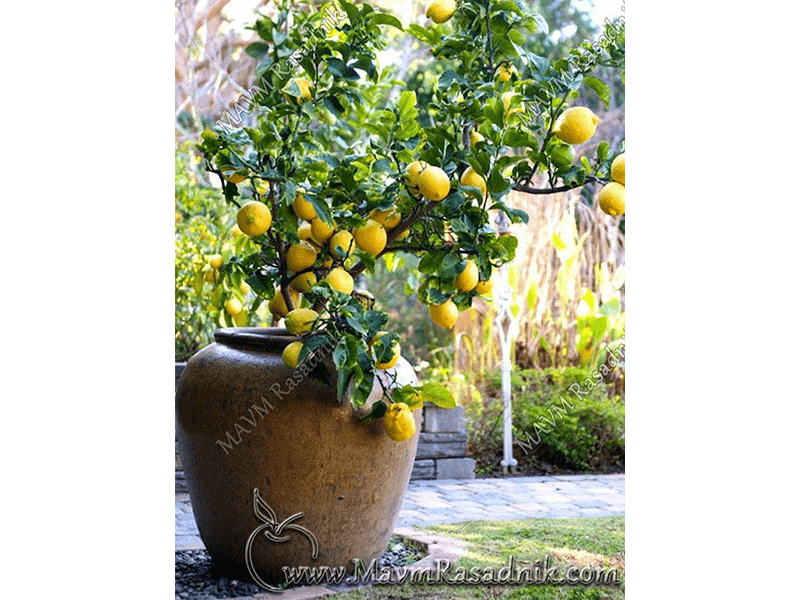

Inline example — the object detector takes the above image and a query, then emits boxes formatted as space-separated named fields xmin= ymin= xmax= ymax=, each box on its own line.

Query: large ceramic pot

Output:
xmin=175 ymin=327 xmax=420 ymax=587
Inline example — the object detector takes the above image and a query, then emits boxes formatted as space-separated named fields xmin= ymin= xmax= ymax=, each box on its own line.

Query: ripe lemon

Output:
xmin=290 ymin=271 xmax=317 ymax=293
xmin=474 ymin=280 xmax=493 ymax=296
xmin=221 ymin=166 xmax=246 ymax=183
xmin=405 ymin=161 xmax=426 ymax=197
xmin=202 ymin=264 xmax=219 ymax=284
xmin=354 ymin=219 xmax=387 ymax=255
xmin=372 ymin=332 xmax=400 ymax=370
xmin=496 ymin=64 xmax=517 ymax=82
xmin=286 ymin=241 xmax=318 ymax=272
xmin=233 ymin=309 xmax=248 ymax=327
xmin=297 ymin=221 xmax=314 ymax=244
xmin=611 ymin=152 xmax=625 ymax=185
xmin=207 ymin=254 xmax=224 ymax=270
xmin=284 ymin=77 xmax=313 ymax=104
xmin=369 ymin=207 xmax=393 ymax=225
xmin=293 ymin=193 xmax=317 ymax=221
xmin=598 ymin=182 xmax=625 ymax=216
xmin=455 ymin=260 xmax=479 ymax=292
xmin=329 ymin=230 xmax=354 ymax=258
xmin=310 ymin=218 xmax=335 ymax=244
xmin=325 ymin=267 xmax=354 ymax=294
xmin=460 ymin=167 xmax=487 ymax=198
xmin=282 ymin=341 xmax=304 ymax=368
xmin=429 ymin=300 xmax=459 ymax=329
xmin=384 ymin=210 xmax=401 ymax=230
xmin=470 ymin=130 xmax=485 ymax=146
xmin=268 ymin=287 xmax=300 ymax=318
xmin=239 ymin=280 xmax=251 ymax=295
xmin=502 ymin=91 xmax=524 ymax=120
xmin=553 ymin=107 xmax=600 ymax=145
xmin=383 ymin=402 xmax=416 ymax=442
xmin=285 ymin=308 xmax=319 ymax=335
xmin=417 ymin=165 xmax=451 ymax=201
xmin=225 ymin=297 xmax=243 ymax=316
xmin=425 ymin=0 xmax=456 ymax=24
xmin=237 ymin=201 xmax=272 ymax=237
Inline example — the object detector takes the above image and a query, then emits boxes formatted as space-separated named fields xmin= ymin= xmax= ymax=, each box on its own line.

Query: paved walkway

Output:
xmin=176 ymin=474 xmax=624 ymax=550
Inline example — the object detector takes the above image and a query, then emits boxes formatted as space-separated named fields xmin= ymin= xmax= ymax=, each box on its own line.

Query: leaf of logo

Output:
xmin=244 ymin=488 xmax=319 ymax=591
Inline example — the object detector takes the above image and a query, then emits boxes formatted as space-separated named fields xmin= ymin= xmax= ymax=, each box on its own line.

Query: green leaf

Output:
xmin=368 ymin=12 xmax=403 ymax=30
xmin=245 ymin=42 xmax=271 ymax=59
xmin=323 ymin=95 xmax=346 ymax=117
xmin=419 ymin=382 xmax=456 ymax=409
xmin=326 ymin=58 xmax=359 ymax=81
xmin=360 ymin=400 xmax=387 ymax=421
xmin=339 ymin=0 xmax=359 ymax=25
xmin=583 ymin=75 xmax=610 ymax=107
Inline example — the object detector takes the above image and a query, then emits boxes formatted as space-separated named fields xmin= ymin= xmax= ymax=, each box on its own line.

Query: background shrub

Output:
xmin=466 ymin=366 xmax=624 ymax=473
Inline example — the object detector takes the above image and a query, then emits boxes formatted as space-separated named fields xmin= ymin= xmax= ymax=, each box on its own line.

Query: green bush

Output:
xmin=466 ymin=366 xmax=624 ymax=472
xmin=175 ymin=145 xmax=264 ymax=361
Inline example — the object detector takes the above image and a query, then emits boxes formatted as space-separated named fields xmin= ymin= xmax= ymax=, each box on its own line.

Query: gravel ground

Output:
xmin=176 ymin=538 xmax=425 ymax=599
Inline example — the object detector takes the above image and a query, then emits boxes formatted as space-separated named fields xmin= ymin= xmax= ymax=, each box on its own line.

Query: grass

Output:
xmin=333 ymin=516 xmax=624 ymax=599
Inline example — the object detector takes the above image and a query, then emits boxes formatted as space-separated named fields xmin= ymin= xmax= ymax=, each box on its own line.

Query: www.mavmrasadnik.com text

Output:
xmin=277 ymin=556 xmax=621 ymax=588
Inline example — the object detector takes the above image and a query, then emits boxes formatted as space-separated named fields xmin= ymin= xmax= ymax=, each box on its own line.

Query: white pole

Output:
xmin=494 ymin=212 xmax=518 ymax=474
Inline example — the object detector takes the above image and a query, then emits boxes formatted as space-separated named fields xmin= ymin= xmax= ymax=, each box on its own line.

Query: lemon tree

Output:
xmin=194 ymin=0 xmax=624 ymax=431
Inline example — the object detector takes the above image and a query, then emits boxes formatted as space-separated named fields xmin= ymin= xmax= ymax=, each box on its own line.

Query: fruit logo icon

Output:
xmin=244 ymin=488 xmax=319 ymax=591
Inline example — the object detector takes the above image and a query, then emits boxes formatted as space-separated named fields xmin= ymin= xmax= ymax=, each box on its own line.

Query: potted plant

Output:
xmin=176 ymin=0 xmax=624 ymax=588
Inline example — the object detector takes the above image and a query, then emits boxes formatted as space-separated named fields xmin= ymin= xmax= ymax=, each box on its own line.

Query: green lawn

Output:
xmin=334 ymin=517 xmax=624 ymax=600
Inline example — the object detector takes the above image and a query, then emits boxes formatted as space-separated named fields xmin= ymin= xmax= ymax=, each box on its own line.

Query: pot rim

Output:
xmin=214 ymin=327 xmax=299 ymax=351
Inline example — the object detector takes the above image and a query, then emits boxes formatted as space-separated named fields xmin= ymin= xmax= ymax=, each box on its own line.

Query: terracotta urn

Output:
xmin=175 ymin=327 xmax=420 ymax=588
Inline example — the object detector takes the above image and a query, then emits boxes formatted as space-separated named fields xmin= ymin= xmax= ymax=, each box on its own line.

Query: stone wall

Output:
xmin=175 ymin=363 xmax=474 ymax=486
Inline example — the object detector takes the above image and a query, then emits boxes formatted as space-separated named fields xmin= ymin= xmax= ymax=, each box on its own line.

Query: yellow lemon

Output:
xmin=268 ymin=287 xmax=300 ymax=318
xmin=459 ymin=167 xmax=487 ymax=198
xmin=553 ymin=107 xmax=600 ymax=145
xmin=383 ymin=402 xmax=416 ymax=441
xmin=239 ymin=280 xmax=251 ymax=295
xmin=611 ymin=152 xmax=625 ymax=185
xmin=372 ymin=332 xmax=400 ymax=370
xmin=369 ymin=207 xmax=394 ymax=225
xmin=206 ymin=254 xmax=224 ymax=270
xmin=429 ymin=300 xmax=459 ymax=329
xmin=202 ymin=264 xmax=219 ymax=284
xmin=175 ymin=211 xmax=182 ymax=223
xmin=417 ymin=165 xmax=451 ymax=201
xmin=290 ymin=271 xmax=317 ymax=293
xmin=455 ymin=259 xmax=479 ymax=292
xmin=297 ymin=221 xmax=315 ymax=245
xmin=329 ymin=230 xmax=354 ymax=258
xmin=598 ymin=182 xmax=625 ymax=216
xmin=354 ymin=219 xmax=387 ymax=255
xmin=225 ymin=297 xmax=243 ymax=316
xmin=237 ymin=201 xmax=272 ymax=237
xmin=384 ymin=210 xmax=401 ymax=229
xmin=325 ymin=267 xmax=354 ymax=294
xmin=425 ymin=0 xmax=456 ymax=24
xmin=310 ymin=218 xmax=335 ymax=244
xmin=284 ymin=77 xmax=313 ymax=104
xmin=221 ymin=165 xmax=246 ymax=183
xmin=405 ymin=160 xmax=426 ymax=197
xmin=496 ymin=64 xmax=517 ymax=82
xmin=286 ymin=241 xmax=318 ymax=272
xmin=293 ymin=193 xmax=317 ymax=221
xmin=502 ymin=91 xmax=524 ymax=121
xmin=282 ymin=341 xmax=304 ymax=368
xmin=470 ymin=130 xmax=485 ymax=146
xmin=233 ymin=309 xmax=248 ymax=327
xmin=285 ymin=308 xmax=319 ymax=335
xmin=474 ymin=280 xmax=494 ymax=296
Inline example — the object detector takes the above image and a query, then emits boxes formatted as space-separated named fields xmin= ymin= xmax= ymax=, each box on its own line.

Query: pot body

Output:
xmin=175 ymin=327 xmax=420 ymax=584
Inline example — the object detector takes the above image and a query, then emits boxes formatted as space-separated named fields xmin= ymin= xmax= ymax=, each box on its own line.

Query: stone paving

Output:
xmin=176 ymin=474 xmax=624 ymax=550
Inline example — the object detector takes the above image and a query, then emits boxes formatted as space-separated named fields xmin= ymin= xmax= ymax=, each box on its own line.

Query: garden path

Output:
xmin=176 ymin=474 xmax=625 ymax=550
